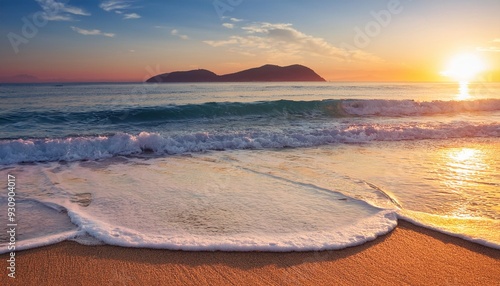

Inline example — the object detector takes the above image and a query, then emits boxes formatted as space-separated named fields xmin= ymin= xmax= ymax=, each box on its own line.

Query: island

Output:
xmin=145 ymin=64 xmax=326 ymax=83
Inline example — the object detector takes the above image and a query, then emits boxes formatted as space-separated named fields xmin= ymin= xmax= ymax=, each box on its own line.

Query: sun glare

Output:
xmin=441 ymin=53 xmax=487 ymax=82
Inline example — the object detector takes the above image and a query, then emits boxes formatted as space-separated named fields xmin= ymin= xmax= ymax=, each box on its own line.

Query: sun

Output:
xmin=441 ymin=53 xmax=487 ymax=82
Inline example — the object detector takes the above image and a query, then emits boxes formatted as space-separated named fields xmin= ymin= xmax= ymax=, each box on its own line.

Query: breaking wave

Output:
xmin=1 ymin=120 xmax=498 ymax=164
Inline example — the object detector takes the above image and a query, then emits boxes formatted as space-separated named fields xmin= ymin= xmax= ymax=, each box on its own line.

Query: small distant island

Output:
xmin=145 ymin=64 xmax=326 ymax=83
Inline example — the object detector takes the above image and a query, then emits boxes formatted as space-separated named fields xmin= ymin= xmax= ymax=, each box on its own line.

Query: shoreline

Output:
xmin=1 ymin=220 xmax=499 ymax=285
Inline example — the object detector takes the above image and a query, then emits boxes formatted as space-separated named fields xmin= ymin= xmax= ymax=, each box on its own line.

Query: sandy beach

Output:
xmin=1 ymin=220 xmax=499 ymax=285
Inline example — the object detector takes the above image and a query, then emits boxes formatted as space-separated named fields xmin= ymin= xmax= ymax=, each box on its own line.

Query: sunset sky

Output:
xmin=1 ymin=0 xmax=500 ymax=82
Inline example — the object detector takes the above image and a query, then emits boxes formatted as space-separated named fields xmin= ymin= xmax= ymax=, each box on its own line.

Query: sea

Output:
xmin=0 ymin=82 xmax=499 ymax=253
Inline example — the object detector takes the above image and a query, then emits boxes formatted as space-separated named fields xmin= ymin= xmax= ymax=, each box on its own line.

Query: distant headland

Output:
xmin=145 ymin=64 xmax=326 ymax=83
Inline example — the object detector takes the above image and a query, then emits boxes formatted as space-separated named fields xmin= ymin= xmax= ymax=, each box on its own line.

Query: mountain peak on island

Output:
xmin=146 ymin=64 xmax=325 ymax=83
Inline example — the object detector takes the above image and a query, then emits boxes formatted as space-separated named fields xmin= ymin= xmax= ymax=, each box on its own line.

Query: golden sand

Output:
xmin=1 ymin=221 xmax=499 ymax=285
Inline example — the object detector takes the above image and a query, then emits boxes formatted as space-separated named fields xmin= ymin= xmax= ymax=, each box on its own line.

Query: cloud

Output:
xmin=99 ymin=0 xmax=132 ymax=12
xmin=100 ymin=0 xmax=141 ymax=20
xmin=171 ymin=29 xmax=189 ymax=40
xmin=221 ymin=16 xmax=244 ymax=22
xmin=222 ymin=23 xmax=234 ymax=29
xmin=61 ymin=6 xmax=89 ymax=16
xmin=42 ymin=14 xmax=72 ymax=21
xmin=35 ymin=0 xmax=90 ymax=21
xmin=477 ymin=47 xmax=500 ymax=53
xmin=123 ymin=13 xmax=141 ymax=20
xmin=157 ymin=27 xmax=188 ymax=39
xmin=477 ymin=38 xmax=500 ymax=53
xmin=71 ymin=26 xmax=115 ymax=37
xmin=204 ymin=38 xmax=238 ymax=47
xmin=204 ymin=22 xmax=380 ymax=62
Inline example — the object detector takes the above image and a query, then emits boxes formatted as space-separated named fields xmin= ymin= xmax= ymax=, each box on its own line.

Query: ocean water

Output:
xmin=0 ymin=82 xmax=499 ymax=253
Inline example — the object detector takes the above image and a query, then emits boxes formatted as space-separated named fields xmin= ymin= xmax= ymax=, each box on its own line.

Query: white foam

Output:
xmin=1 ymin=120 xmax=499 ymax=164
xmin=341 ymin=99 xmax=500 ymax=116
xmin=65 ymin=209 xmax=397 ymax=252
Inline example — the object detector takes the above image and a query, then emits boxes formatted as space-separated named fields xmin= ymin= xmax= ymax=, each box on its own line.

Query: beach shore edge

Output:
xmin=1 ymin=220 xmax=499 ymax=285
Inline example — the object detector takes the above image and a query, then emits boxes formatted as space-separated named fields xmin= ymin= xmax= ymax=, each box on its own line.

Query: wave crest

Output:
xmin=2 ymin=99 xmax=499 ymax=127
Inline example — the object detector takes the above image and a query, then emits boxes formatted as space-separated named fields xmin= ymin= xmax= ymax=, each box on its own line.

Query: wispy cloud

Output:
xmin=155 ymin=26 xmax=188 ymax=39
xmin=204 ymin=22 xmax=380 ymax=62
xmin=222 ymin=23 xmax=234 ymax=29
xmin=71 ymin=26 xmax=115 ymax=37
xmin=477 ymin=47 xmax=500 ymax=53
xmin=35 ymin=0 xmax=90 ymax=21
xmin=171 ymin=29 xmax=189 ymax=40
xmin=124 ymin=13 xmax=141 ymax=20
xmin=221 ymin=16 xmax=244 ymax=22
xmin=100 ymin=0 xmax=132 ymax=12
xmin=100 ymin=0 xmax=141 ymax=20
xmin=42 ymin=14 xmax=72 ymax=21
xmin=477 ymin=38 xmax=500 ymax=53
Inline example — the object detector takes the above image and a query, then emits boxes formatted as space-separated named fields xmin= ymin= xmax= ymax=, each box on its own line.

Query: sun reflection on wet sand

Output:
xmin=442 ymin=147 xmax=489 ymax=218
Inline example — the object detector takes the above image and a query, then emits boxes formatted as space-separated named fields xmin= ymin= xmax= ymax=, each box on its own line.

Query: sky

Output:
xmin=1 ymin=0 xmax=500 ymax=82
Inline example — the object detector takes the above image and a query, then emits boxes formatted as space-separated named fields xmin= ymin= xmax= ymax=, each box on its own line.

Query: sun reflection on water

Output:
xmin=448 ymin=148 xmax=480 ymax=163
xmin=457 ymin=81 xmax=471 ymax=100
